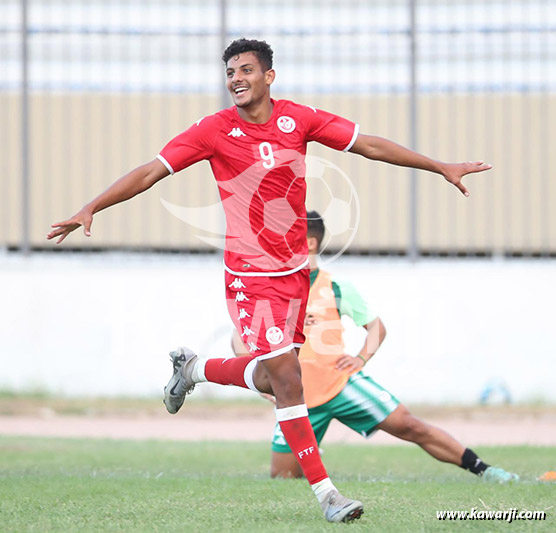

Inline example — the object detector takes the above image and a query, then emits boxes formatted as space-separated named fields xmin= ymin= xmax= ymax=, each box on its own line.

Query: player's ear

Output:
xmin=265 ymin=69 xmax=276 ymax=86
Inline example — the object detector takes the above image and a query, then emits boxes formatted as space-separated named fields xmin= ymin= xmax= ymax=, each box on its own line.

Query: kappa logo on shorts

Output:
xmin=247 ymin=341 xmax=260 ymax=352
xmin=277 ymin=116 xmax=296 ymax=133
xmin=235 ymin=292 xmax=249 ymax=302
xmin=238 ymin=308 xmax=251 ymax=319
xmin=242 ymin=326 xmax=255 ymax=337
xmin=228 ymin=277 xmax=246 ymax=289
xmin=265 ymin=326 xmax=284 ymax=345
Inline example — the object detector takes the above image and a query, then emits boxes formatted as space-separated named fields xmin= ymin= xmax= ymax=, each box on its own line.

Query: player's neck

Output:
xmin=236 ymin=98 xmax=274 ymax=124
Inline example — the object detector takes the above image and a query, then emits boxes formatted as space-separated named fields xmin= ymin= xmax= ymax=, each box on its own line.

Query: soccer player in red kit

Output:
xmin=48 ymin=38 xmax=492 ymax=523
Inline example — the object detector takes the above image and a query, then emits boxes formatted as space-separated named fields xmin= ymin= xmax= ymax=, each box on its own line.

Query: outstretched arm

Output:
xmin=47 ymin=158 xmax=169 ymax=244
xmin=349 ymin=134 xmax=492 ymax=197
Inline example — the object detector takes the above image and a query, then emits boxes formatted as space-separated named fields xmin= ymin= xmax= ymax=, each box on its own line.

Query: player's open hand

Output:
xmin=47 ymin=208 xmax=93 ymax=244
xmin=335 ymin=354 xmax=365 ymax=373
xmin=441 ymin=161 xmax=492 ymax=197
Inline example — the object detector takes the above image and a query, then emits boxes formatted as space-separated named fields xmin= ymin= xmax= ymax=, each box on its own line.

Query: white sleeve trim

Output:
xmin=156 ymin=154 xmax=175 ymax=175
xmin=343 ymin=123 xmax=360 ymax=152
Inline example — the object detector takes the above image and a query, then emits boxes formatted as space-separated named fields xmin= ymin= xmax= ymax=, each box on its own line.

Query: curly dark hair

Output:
xmin=306 ymin=211 xmax=325 ymax=250
xmin=222 ymin=38 xmax=274 ymax=71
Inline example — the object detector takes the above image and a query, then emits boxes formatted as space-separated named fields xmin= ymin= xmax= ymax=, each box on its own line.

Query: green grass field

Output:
xmin=1 ymin=438 xmax=554 ymax=532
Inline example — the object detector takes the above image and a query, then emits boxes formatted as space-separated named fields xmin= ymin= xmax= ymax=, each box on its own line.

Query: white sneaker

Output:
xmin=163 ymin=347 xmax=197 ymax=414
xmin=321 ymin=490 xmax=364 ymax=523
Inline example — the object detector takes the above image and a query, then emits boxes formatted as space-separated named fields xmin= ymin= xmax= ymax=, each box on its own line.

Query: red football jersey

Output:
xmin=157 ymin=99 xmax=359 ymax=275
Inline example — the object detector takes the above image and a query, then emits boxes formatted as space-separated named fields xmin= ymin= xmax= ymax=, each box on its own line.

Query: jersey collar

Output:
xmin=233 ymin=98 xmax=280 ymax=128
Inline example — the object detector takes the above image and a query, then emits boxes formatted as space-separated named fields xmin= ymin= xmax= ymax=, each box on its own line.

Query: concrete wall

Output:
xmin=1 ymin=253 xmax=554 ymax=404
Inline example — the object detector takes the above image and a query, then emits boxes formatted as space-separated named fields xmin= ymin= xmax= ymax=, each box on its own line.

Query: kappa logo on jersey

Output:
xmin=277 ymin=116 xmax=296 ymax=133
xmin=265 ymin=326 xmax=284 ymax=345
xmin=247 ymin=341 xmax=260 ymax=352
xmin=227 ymin=127 xmax=246 ymax=138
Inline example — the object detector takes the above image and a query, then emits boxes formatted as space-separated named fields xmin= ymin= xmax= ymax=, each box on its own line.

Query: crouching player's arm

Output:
xmin=335 ymin=316 xmax=387 ymax=372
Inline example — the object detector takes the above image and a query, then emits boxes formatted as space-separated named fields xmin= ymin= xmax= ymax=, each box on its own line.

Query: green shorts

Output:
xmin=271 ymin=372 xmax=400 ymax=453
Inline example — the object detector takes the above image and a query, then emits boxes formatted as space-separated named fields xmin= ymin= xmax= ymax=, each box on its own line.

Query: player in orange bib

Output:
xmin=235 ymin=212 xmax=519 ymax=484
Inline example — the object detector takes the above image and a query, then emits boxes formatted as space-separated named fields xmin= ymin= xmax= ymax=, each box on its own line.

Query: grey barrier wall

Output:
xmin=2 ymin=0 xmax=555 ymax=255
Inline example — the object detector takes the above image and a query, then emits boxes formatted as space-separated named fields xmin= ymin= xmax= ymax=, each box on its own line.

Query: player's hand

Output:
xmin=47 ymin=208 xmax=93 ymax=244
xmin=259 ymin=392 xmax=276 ymax=405
xmin=335 ymin=354 xmax=365 ymax=372
xmin=440 ymin=161 xmax=492 ymax=197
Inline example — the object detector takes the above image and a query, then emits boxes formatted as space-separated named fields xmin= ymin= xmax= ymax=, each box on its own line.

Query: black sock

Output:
xmin=460 ymin=448 xmax=490 ymax=475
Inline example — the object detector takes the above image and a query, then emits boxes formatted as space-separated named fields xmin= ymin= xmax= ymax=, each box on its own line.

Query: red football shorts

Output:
xmin=225 ymin=268 xmax=310 ymax=360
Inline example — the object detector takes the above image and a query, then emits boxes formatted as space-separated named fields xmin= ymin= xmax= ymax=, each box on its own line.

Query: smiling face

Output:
xmin=225 ymin=52 xmax=275 ymax=108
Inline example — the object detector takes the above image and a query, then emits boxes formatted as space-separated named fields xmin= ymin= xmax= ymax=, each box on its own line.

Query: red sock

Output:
xmin=277 ymin=406 xmax=328 ymax=485
xmin=204 ymin=356 xmax=254 ymax=388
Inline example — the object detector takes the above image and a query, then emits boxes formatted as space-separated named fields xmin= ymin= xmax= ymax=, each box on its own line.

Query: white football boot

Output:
xmin=321 ymin=490 xmax=364 ymax=523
